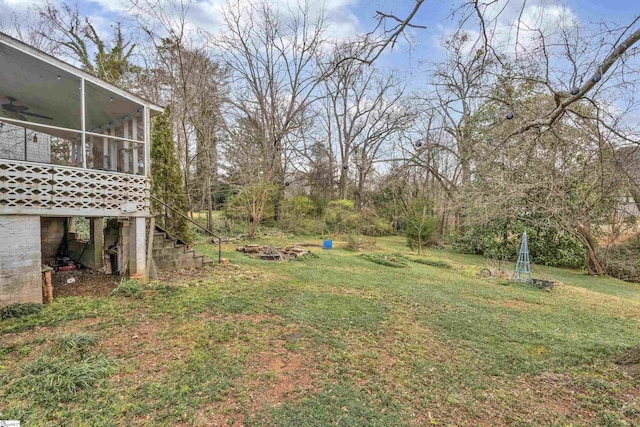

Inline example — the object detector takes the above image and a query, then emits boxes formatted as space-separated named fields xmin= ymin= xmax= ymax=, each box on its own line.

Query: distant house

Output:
xmin=0 ymin=33 xmax=163 ymax=305
xmin=616 ymin=145 xmax=640 ymax=218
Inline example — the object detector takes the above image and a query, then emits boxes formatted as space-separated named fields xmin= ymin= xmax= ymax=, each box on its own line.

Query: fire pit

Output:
xmin=237 ymin=244 xmax=312 ymax=261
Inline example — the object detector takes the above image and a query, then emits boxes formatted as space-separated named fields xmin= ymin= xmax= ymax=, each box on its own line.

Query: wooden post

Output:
xmin=42 ymin=266 xmax=53 ymax=303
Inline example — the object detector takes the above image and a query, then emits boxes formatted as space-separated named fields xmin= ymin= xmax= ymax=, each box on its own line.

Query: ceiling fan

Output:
xmin=0 ymin=96 xmax=54 ymax=121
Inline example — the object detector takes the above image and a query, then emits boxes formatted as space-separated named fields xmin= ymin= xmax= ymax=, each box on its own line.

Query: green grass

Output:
xmin=6 ymin=354 xmax=115 ymax=404
xmin=0 ymin=302 xmax=42 ymax=320
xmin=1 ymin=235 xmax=639 ymax=425
xmin=110 ymin=279 xmax=143 ymax=298
xmin=360 ymin=252 xmax=410 ymax=267
xmin=56 ymin=333 xmax=98 ymax=352
xmin=410 ymin=257 xmax=452 ymax=268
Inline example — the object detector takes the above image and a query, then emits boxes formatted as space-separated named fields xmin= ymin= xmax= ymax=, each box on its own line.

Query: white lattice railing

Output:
xmin=0 ymin=159 xmax=150 ymax=216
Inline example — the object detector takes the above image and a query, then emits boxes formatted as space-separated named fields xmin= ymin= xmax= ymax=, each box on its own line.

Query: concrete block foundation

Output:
xmin=0 ymin=215 xmax=43 ymax=305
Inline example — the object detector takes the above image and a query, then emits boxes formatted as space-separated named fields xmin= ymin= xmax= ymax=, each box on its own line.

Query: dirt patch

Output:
xmin=195 ymin=323 xmax=320 ymax=426
xmin=295 ymin=243 xmax=322 ymax=248
xmin=154 ymin=264 xmax=220 ymax=285
xmin=52 ymin=269 xmax=119 ymax=298
xmin=468 ymin=294 xmax=539 ymax=310
xmin=252 ymin=346 xmax=315 ymax=404
xmin=99 ymin=318 xmax=189 ymax=383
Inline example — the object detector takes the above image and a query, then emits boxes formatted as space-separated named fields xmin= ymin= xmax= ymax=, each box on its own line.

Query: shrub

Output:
xmin=280 ymin=196 xmax=324 ymax=234
xmin=285 ymin=195 xmax=316 ymax=216
xmin=601 ymin=235 xmax=640 ymax=282
xmin=324 ymin=199 xmax=361 ymax=233
xmin=452 ymin=219 xmax=585 ymax=269
xmin=1 ymin=302 xmax=42 ymax=320
xmin=110 ymin=279 xmax=143 ymax=298
xmin=359 ymin=207 xmax=394 ymax=236
xmin=344 ymin=235 xmax=377 ymax=251
xmin=405 ymin=216 xmax=438 ymax=250
xmin=403 ymin=199 xmax=438 ymax=251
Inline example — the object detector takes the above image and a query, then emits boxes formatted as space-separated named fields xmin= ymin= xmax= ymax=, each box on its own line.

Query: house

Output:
xmin=0 ymin=32 xmax=162 ymax=305
xmin=616 ymin=145 xmax=640 ymax=218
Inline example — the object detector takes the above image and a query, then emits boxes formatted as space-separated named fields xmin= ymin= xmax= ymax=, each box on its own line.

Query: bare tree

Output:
xmin=322 ymin=42 xmax=414 ymax=209
xmin=369 ymin=1 xmax=640 ymax=145
xmin=132 ymin=0 xmax=227 ymax=225
xmin=33 ymin=1 xmax=138 ymax=85
xmin=463 ymin=93 xmax=626 ymax=275
xmin=216 ymin=0 xmax=327 ymax=220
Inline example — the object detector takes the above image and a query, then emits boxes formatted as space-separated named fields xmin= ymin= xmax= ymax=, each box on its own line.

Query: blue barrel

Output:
xmin=322 ymin=239 xmax=333 ymax=249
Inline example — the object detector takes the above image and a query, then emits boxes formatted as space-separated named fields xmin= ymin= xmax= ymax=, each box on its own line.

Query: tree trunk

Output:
xmin=439 ymin=198 xmax=449 ymax=238
xmin=577 ymin=222 xmax=605 ymax=275
xmin=339 ymin=165 xmax=348 ymax=199
xmin=271 ymin=144 xmax=284 ymax=222
xmin=206 ymin=183 xmax=213 ymax=230
xmin=356 ymin=169 xmax=365 ymax=211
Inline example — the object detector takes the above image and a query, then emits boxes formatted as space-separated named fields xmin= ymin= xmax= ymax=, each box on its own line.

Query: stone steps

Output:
xmin=152 ymin=227 xmax=211 ymax=270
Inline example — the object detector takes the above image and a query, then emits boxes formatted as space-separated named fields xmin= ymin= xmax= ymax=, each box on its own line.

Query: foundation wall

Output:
xmin=0 ymin=215 xmax=42 ymax=305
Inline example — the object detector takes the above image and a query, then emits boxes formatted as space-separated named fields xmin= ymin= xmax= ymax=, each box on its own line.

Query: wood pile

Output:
xmin=281 ymin=246 xmax=311 ymax=258
xmin=236 ymin=244 xmax=261 ymax=253
xmin=235 ymin=244 xmax=311 ymax=261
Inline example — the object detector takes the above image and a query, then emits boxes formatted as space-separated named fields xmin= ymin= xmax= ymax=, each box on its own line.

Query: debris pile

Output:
xmin=236 ymin=244 xmax=311 ymax=261
xmin=261 ymin=246 xmax=284 ymax=261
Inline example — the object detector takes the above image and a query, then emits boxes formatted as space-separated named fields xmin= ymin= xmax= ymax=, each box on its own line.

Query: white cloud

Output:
xmin=2 ymin=0 xmax=363 ymax=60
xmin=466 ymin=1 xmax=575 ymax=55
xmin=2 ymin=0 xmax=41 ymax=7
xmin=431 ymin=1 xmax=579 ymax=53
xmin=87 ymin=0 xmax=131 ymax=13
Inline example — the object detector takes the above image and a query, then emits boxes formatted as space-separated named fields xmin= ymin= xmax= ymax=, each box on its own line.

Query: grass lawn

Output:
xmin=1 ymin=235 xmax=639 ymax=426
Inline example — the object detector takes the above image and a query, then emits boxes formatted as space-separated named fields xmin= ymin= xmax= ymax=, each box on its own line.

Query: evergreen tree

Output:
xmin=150 ymin=108 xmax=191 ymax=243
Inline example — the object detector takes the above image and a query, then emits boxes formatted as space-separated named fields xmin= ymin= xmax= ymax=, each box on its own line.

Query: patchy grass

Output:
xmin=360 ymin=252 xmax=410 ymax=267
xmin=1 ymin=235 xmax=639 ymax=425
xmin=410 ymin=257 xmax=452 ymax=268
xmin=56 ymin=332 xmax=98 ymax=352
xmin=110 ymin=279 xmax=143 ymax=298
xmin=0 ymin=302 xmax=42 ymax=320
xmin=7 ymin=354 xmax=115 ymax=404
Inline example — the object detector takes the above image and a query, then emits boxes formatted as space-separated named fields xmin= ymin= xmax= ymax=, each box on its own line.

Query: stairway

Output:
xmin=152 ymin=226 xmax=212 ymax=270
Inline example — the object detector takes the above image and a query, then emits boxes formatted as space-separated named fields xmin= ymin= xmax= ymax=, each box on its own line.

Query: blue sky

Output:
xmin=358 ymin=0 xmax=640 ymax=69
xmin=2 ymin=0 xmax=638 ymax=128
xmin=2 ymin=0 xmax=639 ymax=71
